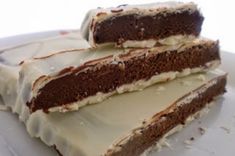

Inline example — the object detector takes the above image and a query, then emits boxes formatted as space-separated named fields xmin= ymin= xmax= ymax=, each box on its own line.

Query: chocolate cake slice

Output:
xmin=0 ymin=31 xmax=90 ymax=118
xmin=19 ymin=38 xmax=221 ymax=113
xmin=81 ymin=2 xmax=204 ymax=48
xmin=24 ymin=70 xmax=227 ymax=156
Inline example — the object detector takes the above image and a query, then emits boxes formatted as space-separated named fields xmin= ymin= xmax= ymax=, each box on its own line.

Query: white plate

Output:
xmin=0 ymin=32 xmax=234 ymax=156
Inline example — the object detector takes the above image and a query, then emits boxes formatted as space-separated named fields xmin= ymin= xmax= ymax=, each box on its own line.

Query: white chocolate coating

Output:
xmin=18 ymin=38 xmax=219 ymax=113
xmin=24 ymin=70 xmax=226 ymax=156
xmin=122 ymin=35 xmax=196 ymax=48
xmin=0 ymin=31 xmax=90 ymax=112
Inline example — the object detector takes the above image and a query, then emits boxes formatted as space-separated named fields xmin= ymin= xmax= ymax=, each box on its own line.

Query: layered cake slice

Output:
xmin=19 ymin=38 xmax=221 ymax=113
xmin=24 ymin=70 xmax=227 ymax=156
xmin=0 ymin=31 xmax=90 ymax=115
xmin=81 ymin=2 xmax=204 ymax=47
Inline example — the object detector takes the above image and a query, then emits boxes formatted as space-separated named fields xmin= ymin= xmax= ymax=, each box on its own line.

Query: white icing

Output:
xmin=0 ymin=31 xmax=91 ymax=116
xmin=17 ymin=38 xmax=219 ymax=113
xmin=23 ymin=71 xmax=225 ymax=156
xmin=80 ymin=2 xmax=199 ymax=47
xmin=0 ymin=31 xmax=90 ymax=65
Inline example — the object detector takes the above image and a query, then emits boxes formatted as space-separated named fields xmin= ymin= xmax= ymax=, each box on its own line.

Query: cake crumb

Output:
xmin=220 ymin=126 xmax=231 ymax=134
xmin=162 ymin=141 xmax=172 ymax=149
xmin=117 ymin=86 xmax=125 ymax=94
xmin=161 ymin=138 xmax=173 ymax=150
xmin=198 ymin=127 xmax=206 ymax=135
xmin=141 ymin=138 xmax=173 ymax=155
xmin=184 ymin=136 xmax=195 ymax=146
xmin=184 ymin=139 xmax=192 ymax=145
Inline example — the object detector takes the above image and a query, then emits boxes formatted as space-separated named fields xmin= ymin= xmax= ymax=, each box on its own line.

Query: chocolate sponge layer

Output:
xmin=93 ymin=10 xmax=204 ymax=45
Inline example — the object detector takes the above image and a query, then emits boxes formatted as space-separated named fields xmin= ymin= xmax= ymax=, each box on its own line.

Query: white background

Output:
xmin=0 ymin=0 xmax=234 ymax=52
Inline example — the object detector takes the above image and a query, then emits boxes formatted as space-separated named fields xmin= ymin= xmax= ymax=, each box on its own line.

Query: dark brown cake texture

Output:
xmin=81 ymin=2 xmax=204 ymax=47
xmin=93 ymin=10 xmax=203 ymax=45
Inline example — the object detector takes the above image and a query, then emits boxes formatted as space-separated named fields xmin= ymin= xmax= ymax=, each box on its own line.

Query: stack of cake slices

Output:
xmin=0 ymin=2 xmax=227 ymax=156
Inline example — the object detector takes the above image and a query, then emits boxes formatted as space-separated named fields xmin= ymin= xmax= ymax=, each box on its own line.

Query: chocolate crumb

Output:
xmin=199 ymin=127 xmax=206 ymax=135
xmin=190 ymin=137 xmax=195 ymax=141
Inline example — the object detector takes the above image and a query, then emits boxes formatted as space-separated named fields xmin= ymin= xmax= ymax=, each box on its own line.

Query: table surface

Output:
xmin=0 ymin=31 xmax=235 ymax=156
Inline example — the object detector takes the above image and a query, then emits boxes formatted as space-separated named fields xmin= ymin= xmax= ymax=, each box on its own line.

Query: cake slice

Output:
xmin=19 ymin=38 xmax=221 ymax=113
xmin=0 ymin=31 xmax=90 ymax=116
xmin=81 ymin=2 xmax=204 ymax=48
xmin=24 ymin=70 xmax=227 ymax=156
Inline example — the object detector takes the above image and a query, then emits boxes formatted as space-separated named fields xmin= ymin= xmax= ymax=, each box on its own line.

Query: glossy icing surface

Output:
xmin=26 ymin=70 xmax=226 ymax=156
xmin=0 ymin=31 xmax=90 ymax=109
xmin=18 ymin=38 xmax=219 ymax=112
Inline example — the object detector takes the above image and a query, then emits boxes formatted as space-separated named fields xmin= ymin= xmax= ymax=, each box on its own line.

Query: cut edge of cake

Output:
xmin=81 ymin=2 xmax=203 ymax=48
xmin=20 ymin=38 xmax=220 ymax=113
xmin=23 ymin=70 xmax=227 ymax=156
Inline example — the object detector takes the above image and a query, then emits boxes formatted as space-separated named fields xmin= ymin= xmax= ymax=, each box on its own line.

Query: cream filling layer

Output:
xmin=122 ymin=35 xmax=196 ymax=48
